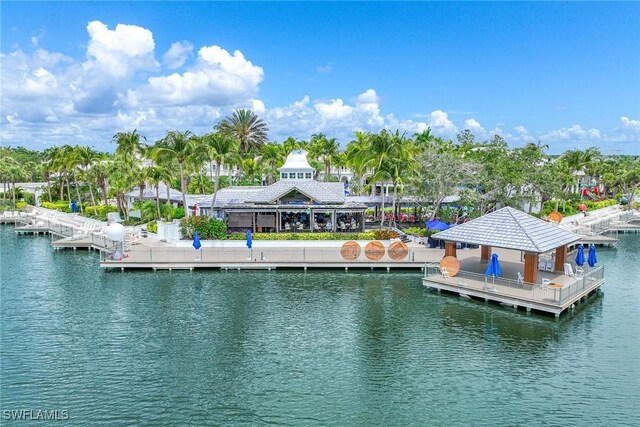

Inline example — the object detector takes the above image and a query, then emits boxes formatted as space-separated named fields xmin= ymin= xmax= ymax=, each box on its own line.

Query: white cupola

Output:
xmin=278 ymin=149 xmax=315 ymax=181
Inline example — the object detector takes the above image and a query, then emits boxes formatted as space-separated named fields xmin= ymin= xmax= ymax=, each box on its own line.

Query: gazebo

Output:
xmin=432 ymin=207 xmax=581 ymax=284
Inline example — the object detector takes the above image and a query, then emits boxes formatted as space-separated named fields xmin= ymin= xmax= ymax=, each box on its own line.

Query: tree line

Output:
xmin=1 ymin=109 xmax=639 ymax=225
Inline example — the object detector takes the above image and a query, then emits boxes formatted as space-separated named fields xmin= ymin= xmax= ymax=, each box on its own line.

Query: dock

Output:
xmin=423 ymin=262 xmax=604 ymax=318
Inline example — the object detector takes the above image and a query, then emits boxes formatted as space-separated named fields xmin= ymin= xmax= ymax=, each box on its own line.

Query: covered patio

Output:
xmin=423 ymin=207 xmax=604 ymax=316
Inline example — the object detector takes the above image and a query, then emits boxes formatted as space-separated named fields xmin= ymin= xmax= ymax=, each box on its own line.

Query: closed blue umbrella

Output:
xmin=484 ymin=253 xmax=502 ymax=291
xmin=246 ymin=229 xmax=252 ymax=249
xmin=70 ymin=200 xmax=77 ymax=213
xmin=588 ymin=244 xmax=597 ymax=267
xmin=485 ymin=253 xmax=502 ymax=278
xmin=192 ymin=231 xmax=201 ymax=250
xmin=575 ymin=244 xmax=585 ymax=267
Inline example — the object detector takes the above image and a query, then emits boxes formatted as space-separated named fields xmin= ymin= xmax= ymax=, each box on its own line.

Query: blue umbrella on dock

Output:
xmin=246 ymin=229 xmax=252 ymax=249
xmin=70 ymin=200 xmax=77 ymax=213
xmin=484 ymin=253 xmax=502 ymax=290
xmin=192 ymin=231 xmax=201 ymax=250
xmin=588 ymin=244 xmax=597 ymax=267
xmin=575 ymin=244 xmax=585 ymax=267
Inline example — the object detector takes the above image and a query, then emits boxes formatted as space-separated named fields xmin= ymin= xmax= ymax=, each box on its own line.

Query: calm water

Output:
xmin=1 ymin=226 xmax=639 ymax=426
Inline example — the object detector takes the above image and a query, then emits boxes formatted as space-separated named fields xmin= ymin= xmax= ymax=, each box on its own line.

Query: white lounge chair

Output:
xmin=440 ymin=267 xmax=450 ymax=278
xmin=517 ymin=272 xmax=524 ymax=285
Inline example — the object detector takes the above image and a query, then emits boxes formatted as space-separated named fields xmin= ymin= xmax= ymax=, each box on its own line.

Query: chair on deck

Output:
xmin=541 ymin=278 xmax=551 ymax=288
xmin=575 ymin=266 xmax=584 ymax=277
xmin=285 ymin=223 xmax=291 ymax=231
xmin=517 ymin=272 xmax=524 ymax=285
xmin=440 ymin=267 xmax=450 ymax=278
xmin=563 ymin=263 xmax=574 ymax=277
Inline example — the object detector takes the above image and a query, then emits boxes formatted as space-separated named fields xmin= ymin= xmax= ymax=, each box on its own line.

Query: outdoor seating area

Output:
xmin=422 ymin=206 xmax=604 ymax=316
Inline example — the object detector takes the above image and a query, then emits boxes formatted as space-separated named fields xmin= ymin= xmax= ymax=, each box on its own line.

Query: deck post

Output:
xmin=480 ymin=245 xmax=491 ymax=262
xmin=554 ymin=245 xmax=567 ymax=273
xmin=444 ymin=242 xmax=457 ymax=258
xmin=524 ymin=252 xmax=538 ymax=284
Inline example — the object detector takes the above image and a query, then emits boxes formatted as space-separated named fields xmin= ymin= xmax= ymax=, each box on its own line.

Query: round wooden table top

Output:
xmin=548 ymin=283 xmax=563 ymax=288
xmin=364 ymin=240 xmax=386 ymax=261
xmin=548 ymin=211 xmax=563 ymax=223
xmin=439 ymin=256 xmax=460 ymax=277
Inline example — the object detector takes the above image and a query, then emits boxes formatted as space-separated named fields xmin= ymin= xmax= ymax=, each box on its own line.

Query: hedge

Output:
xmin=228 ymin=231 xmax=377 ymax=241
xmin=180 ymin=216 xmax=226 ymax=239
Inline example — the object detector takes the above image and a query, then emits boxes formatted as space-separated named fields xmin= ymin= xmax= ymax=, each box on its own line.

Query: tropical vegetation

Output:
xmin=1 ymin=109 xmax=639 ymax=238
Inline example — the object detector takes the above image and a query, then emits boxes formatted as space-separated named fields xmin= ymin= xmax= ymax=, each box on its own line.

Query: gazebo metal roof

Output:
xmin=432 ymin=206 xmax=581 ymax=253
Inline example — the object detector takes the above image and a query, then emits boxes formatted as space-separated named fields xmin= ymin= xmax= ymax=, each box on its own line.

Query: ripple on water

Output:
xmin=1 ymin=228 xmax=639 ymax=425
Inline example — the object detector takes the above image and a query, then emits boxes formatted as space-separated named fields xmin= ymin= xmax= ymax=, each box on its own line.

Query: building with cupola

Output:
xmin=196 ymin=150 xmax=367 ymax=233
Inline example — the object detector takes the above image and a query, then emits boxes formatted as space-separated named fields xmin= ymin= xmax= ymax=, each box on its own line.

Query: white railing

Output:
xmin=423 ymin=264 xmax=604 ymax=305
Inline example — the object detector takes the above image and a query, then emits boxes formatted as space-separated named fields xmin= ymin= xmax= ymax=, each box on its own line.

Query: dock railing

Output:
xmin=423 ymin=264 xmax=604 ymax=305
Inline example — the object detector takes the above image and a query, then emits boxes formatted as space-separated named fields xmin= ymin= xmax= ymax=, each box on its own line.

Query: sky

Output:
xmin=1 ymin=1 xmax=639 ymax=154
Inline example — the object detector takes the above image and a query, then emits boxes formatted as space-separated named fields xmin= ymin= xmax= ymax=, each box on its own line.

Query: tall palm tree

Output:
xmin=152 ymin=130 xmax=199 ymax=213
xmin=89 ymin=159 xmax=112 ymax=207
xmin=308 ymin=133 xmax=340 ymax=182
xmin=345 ymin=131 xmax=372 ymax=195
xmin=147 ymin=165 xmax=173 ymax=219
xmin=203 ymin=132 xmax=239 ymax=216
xmin=113 ymin=129 xmax=145 ymax=167
xmin=216 ymin=109 xmax=269 ymax=156
xmin=260 ymin=142 xmax=286 ymax=185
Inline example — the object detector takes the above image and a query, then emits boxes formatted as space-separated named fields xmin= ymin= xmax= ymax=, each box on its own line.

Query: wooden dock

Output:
xmin=423 ymin=264 xmax=604 ymax=318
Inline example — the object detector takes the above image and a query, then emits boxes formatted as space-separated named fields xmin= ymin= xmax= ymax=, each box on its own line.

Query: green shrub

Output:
xmin=145 ymin=221 xmax=158 ymax=233
xmin=372 ymin=229 xmax=399 ymax=240
xmin=172 ymin=207 xmax=185 ymax=220
xmin=228 ymin=232 xmax=377 ymax=241
xmin=16 ymin=201 xmax=27 ymax=210
xmin=81 ymin=205 xmax=118 ymax=221
xmin=180 ymin=216 xmax=226 ymax=239
xmin=403 ymin=226 xmax=427 ymax=237
xmin=42 ymin=201 xmax=72 ymax=212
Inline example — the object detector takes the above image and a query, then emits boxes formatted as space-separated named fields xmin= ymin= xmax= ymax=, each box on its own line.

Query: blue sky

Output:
xmin=2 ymin=1 xmax=639 ymax=153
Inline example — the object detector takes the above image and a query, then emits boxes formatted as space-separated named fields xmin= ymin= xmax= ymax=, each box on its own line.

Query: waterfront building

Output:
xmin=197 ymin=150 xmax=367 ymax=233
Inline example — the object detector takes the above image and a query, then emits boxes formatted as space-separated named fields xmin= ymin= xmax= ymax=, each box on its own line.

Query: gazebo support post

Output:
xmin=554 ymin=245 xmax=567 ymax=273
xmin=444 ymin=242 xmax=457 ymax=258
xmin=524 ymin=252 xmax=539 ymax=284
xmin=480 ymin=245 xmax=491 ymax=263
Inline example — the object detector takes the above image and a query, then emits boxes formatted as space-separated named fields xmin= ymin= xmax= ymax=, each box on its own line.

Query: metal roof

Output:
xmin=246 ymin=180 xmax=345 ymax=204
xmin=432 ymin=206 xmax=581 ymax=253
xmin=126 ymin=182 xmax=184 ymax=201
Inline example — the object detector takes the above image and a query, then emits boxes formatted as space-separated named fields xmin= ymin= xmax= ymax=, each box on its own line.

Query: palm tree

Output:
xmin=152 ymin=130 xmax=199 ymax=213
xmin=260 ymin=142 xmax=286 ymax=185
xmin=216 ymin=109 xmax=269 ymax=156
xmin=113 ymin=129 xmax=145 ymax=167
xmin=72 ymin=145 xmax=103 ymax=214
xmin=345 ymin=131 xmax=372 ymax=195
xmin=308 ymin=133 xmax=340 ymax=182
xmin=147 ymin=165 xmax=172 ymax=219
xmin=203 ymin=132 xmax=239 ymax=215
xmin=89 ymin=159 xmax=112 ymax=207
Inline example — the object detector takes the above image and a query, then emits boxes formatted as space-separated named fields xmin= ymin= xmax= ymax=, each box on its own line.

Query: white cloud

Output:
xmin=128 ymin=45 xmax=263 ymax=108
xmin=317 ymin=62 xmax=333 ymax=74
xmin=162 ymin=41 xmax=193 ymax=69
xmin=85 ymin=21 xmax=158 ymax=78
xmin=464 ymin=118 xmax=485 ymax=135
xmin=540 ymin=124 xmax=602 ymax=142
xmin=314 ymin=98 xmax=353 ymax=120
xmin=251 ymin=99 xmax=266 ymax=114
xmin=427 ymin=110 xmax=458 ymax=135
